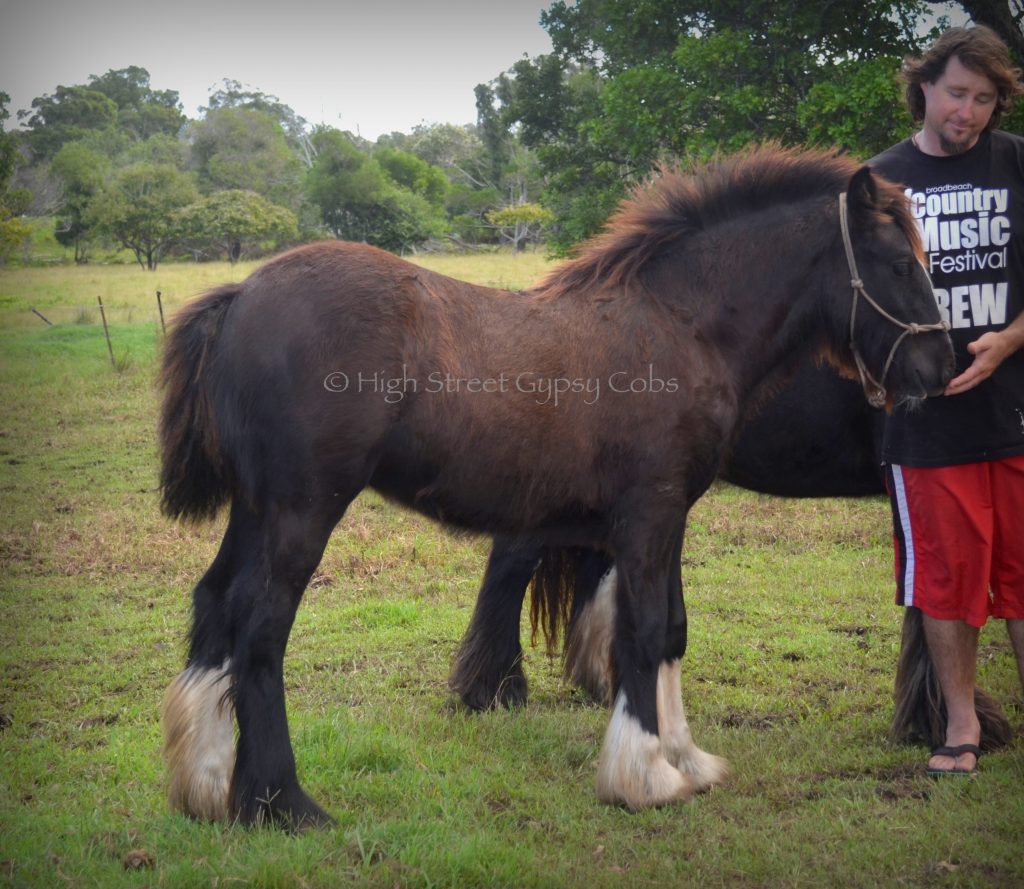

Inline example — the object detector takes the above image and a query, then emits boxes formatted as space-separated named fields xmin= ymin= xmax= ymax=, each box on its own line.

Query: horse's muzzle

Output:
xmin=895 ymin=330 xmax=955 ymax=399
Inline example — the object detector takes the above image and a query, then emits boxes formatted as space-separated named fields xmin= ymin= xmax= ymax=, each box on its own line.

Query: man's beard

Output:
xmin=939 ymin=129 xmax=976 ymax=155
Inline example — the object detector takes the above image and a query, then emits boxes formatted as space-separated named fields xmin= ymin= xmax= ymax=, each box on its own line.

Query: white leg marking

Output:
xmin=565 ymin=567 xmax=617 ymax=703
xmin=597 ymin=689 xmax=696 ymax=810
xmin=656 ymin=659 xmax=728 ymax=792
xmin=162 ymin=661 xmax=235 ymax=821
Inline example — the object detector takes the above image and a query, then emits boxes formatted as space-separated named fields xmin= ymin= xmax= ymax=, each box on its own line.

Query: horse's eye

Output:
xmin=893 ymin=261 xmax=913 ymax=277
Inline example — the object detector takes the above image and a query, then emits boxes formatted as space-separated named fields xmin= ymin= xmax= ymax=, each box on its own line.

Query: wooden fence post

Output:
xmin=156 ymin=290 xmax=166 ymax=335
xmin=97 ymin=296 xmax=115 ymax=369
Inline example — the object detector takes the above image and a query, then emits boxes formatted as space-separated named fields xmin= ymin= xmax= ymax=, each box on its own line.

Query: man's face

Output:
xmin=921 ymin=55 xmax=999 ymax=155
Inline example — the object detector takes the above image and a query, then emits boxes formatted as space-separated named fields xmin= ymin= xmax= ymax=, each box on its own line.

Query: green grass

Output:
xmin=1 ymin=256 xmax=1022 ymax=888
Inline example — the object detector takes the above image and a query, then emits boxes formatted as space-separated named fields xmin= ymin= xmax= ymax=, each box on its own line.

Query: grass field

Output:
xmin=1 ymin=254 xmax=1022 ymax=888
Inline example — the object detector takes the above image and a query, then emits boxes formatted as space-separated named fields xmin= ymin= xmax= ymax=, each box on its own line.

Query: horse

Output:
xmin=451 ymin=359 xmax=1012 ymax=751
xmin=159 ymin=145 xmax=954 ymax=828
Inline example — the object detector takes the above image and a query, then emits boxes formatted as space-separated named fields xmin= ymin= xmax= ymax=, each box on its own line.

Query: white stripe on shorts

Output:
xmin=890 ymin=464 xmax=915 ymax=608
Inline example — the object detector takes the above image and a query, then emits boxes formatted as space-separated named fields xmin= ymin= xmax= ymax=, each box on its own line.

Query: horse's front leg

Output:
xmin=597 ymin=526 xmax=696 ymax=810
xmin=656 ymin=557 xmax=728 ymax=791
xmin=656 ymin=662 xmax=728 ymax=793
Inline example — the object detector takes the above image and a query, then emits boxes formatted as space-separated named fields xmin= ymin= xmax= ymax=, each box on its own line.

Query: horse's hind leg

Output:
xmin=226 ymin=499 xmax=344 ymax=829
xmin=163 ymin=501 xmax=250 ymax=821
xmin=563 ymin=556 xmax=616 ymax=703
xmin=163 ymin=496 xmax=342 ymax=829
xmin=450 ymin=535 xmax=538 ymax=710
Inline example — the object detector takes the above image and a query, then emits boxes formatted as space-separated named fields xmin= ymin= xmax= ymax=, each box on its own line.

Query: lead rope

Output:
xmin=838 ymin=192 xmax=949 ymax=408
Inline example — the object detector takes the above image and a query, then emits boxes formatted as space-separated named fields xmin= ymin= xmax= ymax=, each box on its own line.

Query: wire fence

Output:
xmin=25 ymin=292 xmax=168 ymax=371
xmin=27 ymin=292 xmax=168 ymax=334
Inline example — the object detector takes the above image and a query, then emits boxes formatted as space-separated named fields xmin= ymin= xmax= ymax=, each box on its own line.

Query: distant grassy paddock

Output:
xmin=0 ymin=254 xmax=1022 ymax=888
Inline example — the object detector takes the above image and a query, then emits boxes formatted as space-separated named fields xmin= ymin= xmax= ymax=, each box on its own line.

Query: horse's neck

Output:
xmin=687 ymin=212 xmax=836 ymax=400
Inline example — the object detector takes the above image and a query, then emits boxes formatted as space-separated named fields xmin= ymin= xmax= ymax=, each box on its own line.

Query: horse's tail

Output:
xmin=529 ymin=547 xmax=615 ymax=702
xmin=890 ymin=607 xmax=1013 ymax=751
xmin=159 ymin=284 xmax=242 ymax=522
xmin=529 ymin=548 xmax=579 ymax=656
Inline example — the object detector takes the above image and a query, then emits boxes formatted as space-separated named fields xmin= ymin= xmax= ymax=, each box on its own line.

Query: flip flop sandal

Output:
xmin=926 ymin=743 xmax=980 ymax=777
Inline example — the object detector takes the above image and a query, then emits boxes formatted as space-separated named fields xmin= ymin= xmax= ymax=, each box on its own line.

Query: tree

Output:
xmin=0 ymin=93 xmax=32 ymax=262
xmin=19 ymin=85 xmax=118 ymax=160
xmin=175 ymin=190 xmax=298 ymax=263
xmin=385 ymin=123 xmax=508 ymax=244
xmin=203 ymin=79 xmax=309 ymax=143
xmin=122 ymin=133 xmax=188 ymax=168
xmin=87 ymin=163 xmax=198 ymax=270
xmin=374 ymin=147 xmax=450 ymax=206
xmin=50 ymin=141 xmax=110 ymax=263
xmin=485 ymin=202 xmax=554 ymax=253
xmin=306 ymin=129 xmax=446 ymax=252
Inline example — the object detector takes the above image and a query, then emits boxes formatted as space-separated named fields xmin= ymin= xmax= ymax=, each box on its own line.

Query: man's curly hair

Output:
xmin=902 ymin=25 xmax=1024 ymax=129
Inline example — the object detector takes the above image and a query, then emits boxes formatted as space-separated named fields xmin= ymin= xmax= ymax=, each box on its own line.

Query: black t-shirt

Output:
xmin=870 ymin=129 xmax=1024 ymax=467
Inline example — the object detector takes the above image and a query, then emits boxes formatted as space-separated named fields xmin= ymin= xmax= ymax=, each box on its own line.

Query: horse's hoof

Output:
xmin=597 ymin=697 xmax=698 ymax=811
xmin=458 ymin=672 xmax=528 ymax=711
xmin=682 ymin=750 xmax=729 ymax=793
xmin=285 ymin=802 xmax=336 ymax=832
xmin=597 ymin=749 xmax=697 ymax=811
xmin=495 ymin=672 xmax=529 ymax=709
xmin=235 ymin=786 xmax=335 ymax=831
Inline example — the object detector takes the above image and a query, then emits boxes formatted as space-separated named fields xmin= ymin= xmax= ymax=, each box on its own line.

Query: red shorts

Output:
xmin=886 ymin=455 xmax=1024 ymax=628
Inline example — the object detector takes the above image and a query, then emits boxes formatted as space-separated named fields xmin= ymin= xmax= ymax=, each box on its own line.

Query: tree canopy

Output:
xmin=8 ymin=70 xmax=508 ymax=264
xmin=5 ymin=4 xmax=1024 ymax=266
xmin=479 ymin=0 xmax=1023 ymax=251
xmin=305 ymin=129 xmax=447 ymax=252
xmin=188 ymin=107 xmax=304 ymax=209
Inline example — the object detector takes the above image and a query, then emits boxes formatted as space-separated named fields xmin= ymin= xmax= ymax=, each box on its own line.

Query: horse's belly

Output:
xmin=368 ymin=450 xmax=602 ymax=541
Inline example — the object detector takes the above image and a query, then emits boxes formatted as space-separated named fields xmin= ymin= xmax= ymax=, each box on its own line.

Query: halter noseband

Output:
xmin=838 ymin=192 xmax=949 ymax=409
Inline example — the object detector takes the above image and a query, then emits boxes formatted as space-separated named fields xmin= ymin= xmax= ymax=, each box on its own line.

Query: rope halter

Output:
xmin=838 ymin=191 xmax=949 ymax=409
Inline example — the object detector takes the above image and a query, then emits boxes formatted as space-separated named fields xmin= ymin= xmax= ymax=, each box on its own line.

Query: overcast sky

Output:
xmin=0 ymin=0 xmax=555 ymax=140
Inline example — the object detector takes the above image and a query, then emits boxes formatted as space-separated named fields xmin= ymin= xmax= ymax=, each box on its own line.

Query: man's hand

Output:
xmin=945 ymin=317 xmax=1024 ymax=396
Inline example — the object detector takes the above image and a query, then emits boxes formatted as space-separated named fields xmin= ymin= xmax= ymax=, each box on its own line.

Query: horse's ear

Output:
xmin=846 ymin=166 xmax=880 ymax=218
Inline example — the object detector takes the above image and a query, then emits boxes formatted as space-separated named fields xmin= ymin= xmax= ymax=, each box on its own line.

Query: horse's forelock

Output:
xmin=875 ymin=177 xmax=925 ymax=263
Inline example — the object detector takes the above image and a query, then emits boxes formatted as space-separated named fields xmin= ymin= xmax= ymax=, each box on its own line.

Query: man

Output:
xmin=869 ymin=26 xmax=1024 ymax=776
